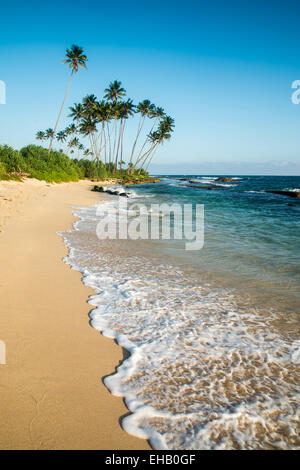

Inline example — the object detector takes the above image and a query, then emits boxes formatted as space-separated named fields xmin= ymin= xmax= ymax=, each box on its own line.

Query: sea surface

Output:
xmin=61 ymin=175 xmax=300 ymax=449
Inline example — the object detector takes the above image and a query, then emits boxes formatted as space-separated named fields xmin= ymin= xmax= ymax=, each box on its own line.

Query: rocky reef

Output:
xmin=265 ymin=190 xmax=300 ymax=199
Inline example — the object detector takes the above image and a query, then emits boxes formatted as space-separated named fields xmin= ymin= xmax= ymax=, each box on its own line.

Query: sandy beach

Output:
xmin=0 ymin=178 xmax=149 ymax=450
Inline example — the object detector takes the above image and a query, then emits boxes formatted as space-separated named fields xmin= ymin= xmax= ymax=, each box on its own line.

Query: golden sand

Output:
xmin=0 ymin=178 xmax=149 ymax=450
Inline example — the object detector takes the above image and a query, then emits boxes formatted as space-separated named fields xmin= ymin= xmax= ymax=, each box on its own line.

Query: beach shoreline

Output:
xmin=0 ymin=178 xmax=150 ymax=450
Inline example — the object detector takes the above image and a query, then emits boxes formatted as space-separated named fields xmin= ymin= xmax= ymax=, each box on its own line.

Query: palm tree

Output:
xmin=49 ymin=45 xmax=87 ymax=152
xmin=83 ymin=148 xmax=91 ymax=158
xmin=69 ymin=102 xmax=85 ymax=124
xmin=68 ymin=137 xmax=79 ymax=157
xmin=116 ymin=99 xmax=135 ymax=171
xmin=104 ymin=80 xmax=126 ymax=102
xmin=82 ymin=94 xmax=97 ymax=111
xmin=65 ymin=123 xmax=77 ymax=136
xmin=78 ymin=143 xmax=84 ymax=158
xmin=56 ymin=130 xmax=67 ymax=153
xmin=104 ymin=82 xmax=125 ymax=164
xmin=36 ymin=131 xmax=45 ymax=143
xmin=44 ymin=128 xmax=54 ymax=146
xmin=79 ymin=117 xmax=97 ymax=160
xmin=56 ymin=130 xmax=67 ymax=143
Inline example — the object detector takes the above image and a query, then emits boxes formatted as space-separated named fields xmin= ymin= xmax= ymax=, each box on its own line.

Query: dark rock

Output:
xmin=92 ymin=185 xmax=128 ymax=196
xmin=265 ymin=190 xmax=300 ymax=199
xmin=184 ymin=184 xmax=222 ymax=190
xmin=215 ymin=177 xmax=235 ymax=182
xmin=92 ymin=185 xmax=104 ymax=192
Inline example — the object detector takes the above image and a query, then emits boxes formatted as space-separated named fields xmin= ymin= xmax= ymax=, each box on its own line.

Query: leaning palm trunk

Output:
xmin=144 ymin=144 xmax=159 ymax=173
xmin=133 ymin=117 xmax=159 ymax=171
xmin=128 ymin=115 xmax=145 ymax=170
xmin=132 ymin=141 xmax=156 ymax=172
xmin=49 ymin=71 xmax=73 ymax=152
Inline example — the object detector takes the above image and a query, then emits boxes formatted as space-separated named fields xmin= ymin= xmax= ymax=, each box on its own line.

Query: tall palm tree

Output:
xmin=49 ymin=45 xmax=87 ymax=152
xmin=116 ymin=99 xmax=135 ymax=171
xmin=104 ymin=82 xmax=125 ymax=164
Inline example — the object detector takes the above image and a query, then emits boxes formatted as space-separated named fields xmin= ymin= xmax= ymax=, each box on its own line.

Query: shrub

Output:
xmin=0 ymin=145 xmax=27 ymax=173
xmin=20 ymin=145 xmax=81 ymax=183
xmin=0 ymin=161 xmax=7 ymax=179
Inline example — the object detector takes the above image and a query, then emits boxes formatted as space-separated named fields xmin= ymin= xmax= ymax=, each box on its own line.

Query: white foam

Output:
xmin=59 ymin=202 xmax=300 ymax=450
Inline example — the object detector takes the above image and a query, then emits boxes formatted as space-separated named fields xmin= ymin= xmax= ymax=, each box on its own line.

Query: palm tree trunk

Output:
xmin=106 ymin=120 xmax=115 ymax=165
xmin=129 ymin=115 xmax=144 ymax=169
xmin=114 ymin=119 xmax=123 ymax=172
xmin=89 ymin=133 xmax=97 ymax=160
xmin=99 ymin=122 xmax=104 ymax=164
xmin=144 ymin=144 xmax=159 ymax=173
xmin=133 ymin=117 xmax=158 ymax=170
xmin=49 ymin=70 xmax=73 ymax=152
xmin=120 ymin=120 xmax=126 ymax=172
xmin=103 ymin=126 xmax=107 ymax=166
xmin=132 ymin=142 xmax=155 ymax=172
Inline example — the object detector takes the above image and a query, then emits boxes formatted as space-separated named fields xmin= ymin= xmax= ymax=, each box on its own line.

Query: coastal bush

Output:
xmin=0 ymin=145 xmax=27 ymax=173
xmin=20 ymin=145 xmax=80 ymax=183
xmin=0 ymin=161 xmax=7 ymax=179
xmin=73 ymin=158 xmax=108 ymax=180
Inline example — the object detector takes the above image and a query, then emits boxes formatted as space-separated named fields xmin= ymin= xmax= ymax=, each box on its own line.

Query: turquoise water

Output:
xmin=62 ymin=175 xmax=300 ymax=449
xmin=130 ymin=175 xmax=300 ymax=312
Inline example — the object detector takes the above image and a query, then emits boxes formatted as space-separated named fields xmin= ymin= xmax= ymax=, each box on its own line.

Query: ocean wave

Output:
xmin=60 ymin=202 xmax=300 ymax=450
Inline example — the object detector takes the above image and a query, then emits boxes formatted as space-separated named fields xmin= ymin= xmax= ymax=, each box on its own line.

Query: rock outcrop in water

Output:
xmin=265 ymin=190 xmax=300 ymax=199
xmin=185 ymin=184 xmax=222 ymax=190
xmin=92 ymin=186 xmax=128 ymax=197
xmin=215 ymin=177 xmax=236 ymax=182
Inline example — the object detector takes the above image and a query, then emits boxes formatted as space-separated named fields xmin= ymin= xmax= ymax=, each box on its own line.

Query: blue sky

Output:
xmin=1 ymin=0 xmax=300 ymax=174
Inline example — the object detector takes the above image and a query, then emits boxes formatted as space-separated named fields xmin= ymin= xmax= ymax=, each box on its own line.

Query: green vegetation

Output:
xmin=0 ymin=144 xmax=151 ymax=183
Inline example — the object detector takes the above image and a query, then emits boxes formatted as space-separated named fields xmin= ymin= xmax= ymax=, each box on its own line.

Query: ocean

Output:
xmin=61 ymin=175 xmax=300 ymax=450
